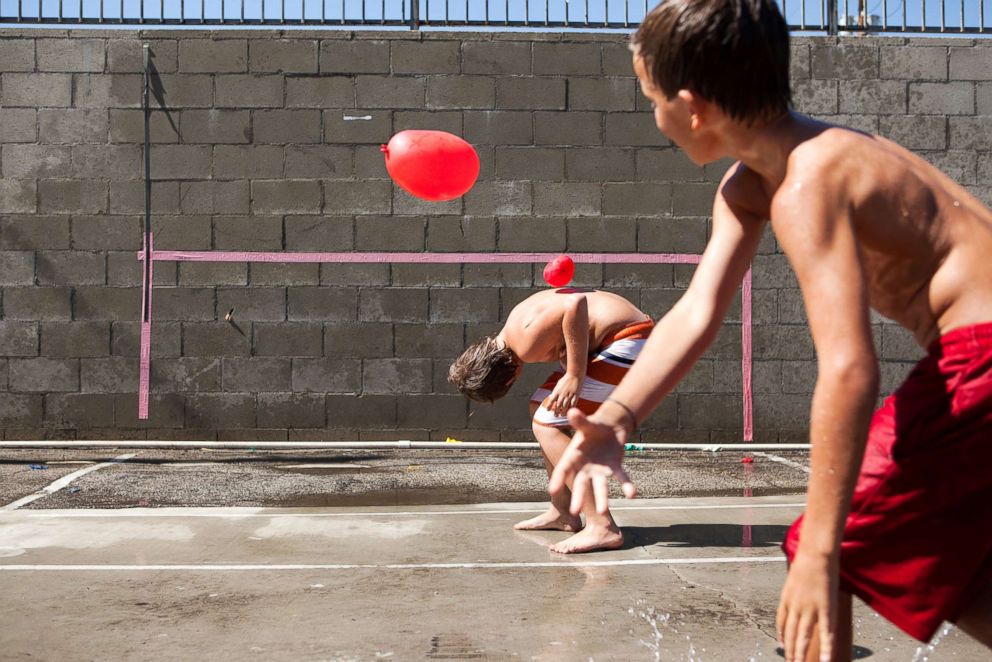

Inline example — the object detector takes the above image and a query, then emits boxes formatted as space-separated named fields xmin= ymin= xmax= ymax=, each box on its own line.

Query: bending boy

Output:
xmin=549 ymin=1 xmax=992 ymax=660
xmin=449 ymin=287 xmax=653 ymax=554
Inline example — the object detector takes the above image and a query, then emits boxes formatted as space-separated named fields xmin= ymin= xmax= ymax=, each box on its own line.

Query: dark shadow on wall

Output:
xmin=145 ymin=47 xmax=179 ymax=138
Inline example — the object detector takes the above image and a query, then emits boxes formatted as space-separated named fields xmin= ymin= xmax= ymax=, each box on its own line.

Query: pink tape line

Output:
xmin=136 ymin=250 xmax=753 ymax=439
xmin=138 ymin=232 xmax=153 ymax=420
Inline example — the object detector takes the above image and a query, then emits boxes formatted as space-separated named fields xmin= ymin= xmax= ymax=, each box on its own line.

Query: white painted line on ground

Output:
xmin=1 ymin=453 xmax=137 ymax=512
xmin=0 ymin=556 xmax=785 ymax=571
xmin=752 ymin=452 xmax=811 ymax=474
xmin=19 ymin=502 xmax=807 ymax=518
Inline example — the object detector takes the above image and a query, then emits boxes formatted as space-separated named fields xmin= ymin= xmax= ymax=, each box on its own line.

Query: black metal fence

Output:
xmin=0 ymin=0 xmax=988 ymax=34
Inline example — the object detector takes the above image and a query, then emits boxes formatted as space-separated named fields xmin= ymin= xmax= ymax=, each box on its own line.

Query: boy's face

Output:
xmin=632 ymin=52 xmax=722 ymax=165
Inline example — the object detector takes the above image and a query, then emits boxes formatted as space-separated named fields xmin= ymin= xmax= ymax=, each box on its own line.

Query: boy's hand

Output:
xmin=776 ymin=551 xmax=838 ymax=662
xmin=545 ymin=374 xmax=582 ymax=416
xmin=548 ymin=408 xmax=637 ymax=515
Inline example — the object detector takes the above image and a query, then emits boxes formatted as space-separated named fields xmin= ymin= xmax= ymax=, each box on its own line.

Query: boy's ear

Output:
xmin=677 ymin=89 xmax=705 ymax=131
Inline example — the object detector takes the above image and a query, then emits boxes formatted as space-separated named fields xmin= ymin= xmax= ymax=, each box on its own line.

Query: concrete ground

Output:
xmin=0 ymin=448 xmax=986 ymax=661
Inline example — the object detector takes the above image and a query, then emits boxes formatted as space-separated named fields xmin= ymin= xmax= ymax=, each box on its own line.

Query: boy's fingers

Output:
xmin=569 ymin=473 xmax=589 ymax=516
xmin=795 ymin=612 xmax=814 ymax=662
xmin=593 ymin=475 xmax=610 ymax=514
xmin=614 ymin=466 xmax=637 ymax=498
xmin=783 ymin=609 xmax=798 ymax=662
xmin=819 ymin=608 xmax=834 ymax=662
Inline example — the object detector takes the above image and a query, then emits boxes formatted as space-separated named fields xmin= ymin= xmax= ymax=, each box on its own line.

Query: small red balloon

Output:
xmin=543 ymin=255 xmax=575 ymax=288
xmin=741 ymin=456 xmax=754 ymax=464
xmin=381 ymin=130 xmax=480 ymax=202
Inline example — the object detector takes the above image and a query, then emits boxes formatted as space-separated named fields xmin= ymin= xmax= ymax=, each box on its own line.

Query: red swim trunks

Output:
xmin=783 ymin=321 xmax=992 ymax=642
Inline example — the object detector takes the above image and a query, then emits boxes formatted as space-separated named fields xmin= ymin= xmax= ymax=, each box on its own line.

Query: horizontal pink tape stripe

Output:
xmin=139 ymin=251 xmax=702 ymax=265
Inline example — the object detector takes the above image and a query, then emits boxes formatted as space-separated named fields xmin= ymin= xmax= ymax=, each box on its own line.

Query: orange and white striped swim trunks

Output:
xmin=530 ymin=319 xmax=654 ymax=428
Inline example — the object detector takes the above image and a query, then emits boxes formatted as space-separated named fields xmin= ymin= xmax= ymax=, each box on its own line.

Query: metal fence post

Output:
xmin=827 ymin=0 xmax=838 ymax=34
xmin=410 ymin=0 xmax=420 ymax=29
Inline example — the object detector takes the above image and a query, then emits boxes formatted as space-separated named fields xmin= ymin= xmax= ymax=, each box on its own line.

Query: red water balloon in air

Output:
xmin=543 ymin=255 xmax=575 ymax=288
xmin=381 ymin=130 xmax=480 ymax=202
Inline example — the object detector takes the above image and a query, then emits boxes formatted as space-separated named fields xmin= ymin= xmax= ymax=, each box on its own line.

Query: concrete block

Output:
xmin=355 ymin=214 xmax=427 ymax=251
xmin=179 ymin=38 xmax=247 ymax=73
xmin=1 ymin=73 xmax=71 ymax=107
xmin=602 ymin=42 xmax=634 ymax=76
xmin=353 ymin=144 xmax=389 ymax=178
xmin=777 ymin=288 xmax=808 ymax=325
xmin=215 ymin=74 xmax=284 ymax=108
xmin=151 ymin=215 xmax=211 ymax=250
xmin=602 ymin=263 xmax=673 ymax=290
xmin=673 ymin=182 xmax=717 ymax=216
xmin=533 ymin=182 xmax=601 ymax=216
xmin=978 ymin=82 xmax=992 ymax=114
xmin=287 ymin=288 xmax=359 ymax=322
xmin=463 ymin=181 xmax=532 ymax=216
xmin=250 ymin=39 xmax=318 ymax=73
xmin=391 ymin=264 xmax=461 ymax=287
xmin=0 ymin=180 xmax=36 ymax=214
xmin=356 ymin=76 xmax=425 ymax=109
xmin=254 ymin=322 xmax=324 ymax=356
xmin=71 ymin=216 xmax=141 ymax=252
xmin=637 ymin=217 xmax=708 ymax=253
xmin=34 ymin=251 xmax=103 ymax=286
xmin=37 ymin=38 xmax=105 ymax=72
xmin=285 ymin=75 xmax=354 ymax=108
xmin=878 ymin=115 xmax=946 ymax=151
xmin=108 ymin=39 xmax=178 ymax=74
xmin=107 ymin=250 xmax=176 ymax=288
xmin=321 ymin=263 xmax=389 ymax=286
xmin=497 ymin=217 xmax=566 ymax=252
xmin=250 ymin=262 xmax=319 ymax=286
xmin=604 ymin=113 xmax=668 ymax=146
xmin=568 ymin=77 xmax=636 ymax=111
xmin=462 ymin=41 xmax=530 ymax=75
xmin=635 ymin=148 xmax=702 ymax=182
xmin=430 ymin=287 xmax=499 ymax=323
xmin=180 ymin=109 xmax=251 ymax=144
xmin=495 ymin=147 xmax=563 ymax=181
xmin=179 ymin=262 xmax=248 ymax=287
xmin=9 ymin=357 xmax=78 ymax=392
xmin=534 ymin=42 xmax=600 ymax=75
xmin=564 ymin=147 xmax=634 ymax=182
xmin=817 ymin=113 xmax=878 ymax=135
xmin=394 ymin=110 xmax=462 ymax=134
xmin=108 ymin=109 xmax=180 ymax=144
xmin=0 ymin=394 xmax=43 ymax=426
xmin=458 ymin=263 xmax=530 ymax=289
xmin=811 ymin=43 xmax=878 ymax=79
xmin=359 ymin=288 xmax=428 ymax=322
xmin=326 ymin=394 xmax=396 ymax=428
xmin=949 ymin=116 xmax=992 ymax=150
xmin=251 ymin=179 xmax=322 ymax=214
xmin=213 ymin=216 xmax=283 ymax=250
xmin=677 ymin=393 xmax=742 ymax=430
xmin=112 ymin=321 xmax=181 ymax=358
xmin=0 ymin=321 xmax=39 ymax=356
xmin=258 ymin=393 xmax=326 ymax=428
xmin=3 ymin=287 xmax=72 ymax=321
xmin=72 ymin=73 xmax=142 ymax=109
xmin=290 ymin=357 xmax=361 ymax=394
xmin=215 ymin=287 xmax=285 ymax=322
xmin=41 ymin=321 xmax=110 ymax=357
xmin=73 ymin=286 xmax=139 ymax=321
xmin=0 ymin=252 xmax=33 ymax=286
xmin=566 ymin=217 xmax=636 ymax=252
xmin=603 ymin=182 xmax=671 ymax=216
xmin=949 ymin=46 xmax=992 ymax=80
xmin=426 ymin=216 xmax=496 ymax=253
xmin=880 ymin=45 xmax=947 ymax=80
xmin=320 ymin=40 xmax=390 ymax=74
xmin=72 ymin=144 xmax=142 ymax=180
xmin=214 ymin=145 xmax=285 ymax=180
xmin=150 ymin=357 xmax=222 ymax=393
xmin=463 ymin=111 xmax=532 ymax=145
xmin=324 ymin=323 xmax=392 ymax=358
xmin=1 ymin=144 xmax=69 ymax=179
xmin=182 ymin=323 xmax=251 ymax=357
xmin=908 ymin=82 xmax=974 ymax=115
xmin=427 ymin=76 xmax=495 ymax=110
xmin=398 ymin=394 xmax=467 ymax=428
xmin=496 ymin=77 xmax=566 ymax=110
xmin=790 ymin=42 xmax=811 ymax=79
xmin=222 ymin=357 xmax=292 ymax=391
xmin=979 ymin=153 xmax=992 ymax=184
xmin=393 ymin=323 xmax=461 ymax=358
xmin=392 ymin=40 xmax=460 ymax=74
xmin=80 ymin=356 xmax=138 ymax=393
xmin=324 ymin=180 xmax=392 ymax=215
xmin=38 ymin=109 xmax=105 ymax=143
xmin=0 ymin=38 xmax=34 ymax=72
xmin=753 ymin=393 xmax=811 ymax=430
xmin=753 ymin=325 xmax=814 ymax=360
xmin=149 ymin=145 xmax=212 ymax=180
xmin=146 ymin=73 xmax=213 ymax=108
xmin=152 ymin=287 xmax=216 ymax=322
xmin=363 ymin=358 xmax=432 ymax=394
xmin=881 ymin=324 xmax=925 ymax=361
xmin=47 ymin=393 xmax=116 ymax=428
xmin=752 ymin=254 xmax=798 ymax=288
xmin=0 ymin=108 xmax=37 ymax=143
xmin=791 ymin=79 xmax=839 ymax=114
xmin=179 ymin=181 xmax=250 ymax=215
xmin=0 ymin=215 xmax=70 ymax=250
xmin=838 ymin=80 xmax=906 ymax=114
xmin=186 ymin=393 xmax=256 ymax=428
xmin=285 ymin=215 xmax=354 ymax=251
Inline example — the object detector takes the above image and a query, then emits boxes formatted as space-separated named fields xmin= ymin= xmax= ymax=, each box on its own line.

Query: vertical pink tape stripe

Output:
xmin=142 ymin=251 xmax=703 ymax=265
xmin=138 ymin=233 xmax=153 ymax=420
xmin=742 ymin=265 xmax=753 ymax=442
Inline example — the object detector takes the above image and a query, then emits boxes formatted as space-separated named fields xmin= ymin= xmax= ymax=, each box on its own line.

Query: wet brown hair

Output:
xmin=632 ymin=0 xmax=792 ymax=124
xmin=448 ymin=335 xmax=518 ymax=403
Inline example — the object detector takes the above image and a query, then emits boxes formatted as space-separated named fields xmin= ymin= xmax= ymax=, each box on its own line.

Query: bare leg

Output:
xmin=955 ymin=579 xmax=992 ymax=649
xmin=805 ymin=591 xmax=853 ymax=662
xmin=513 ymin=405 xmax=582 ymax=532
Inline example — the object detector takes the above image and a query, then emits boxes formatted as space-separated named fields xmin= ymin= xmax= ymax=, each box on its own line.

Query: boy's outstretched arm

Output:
xmin=545 ymin=294 xmax=590 ymax=416
xmin=549 ymin=164 xmax=767 ymax=513
xmin=771 ymin=168 xmax=878 ymax=662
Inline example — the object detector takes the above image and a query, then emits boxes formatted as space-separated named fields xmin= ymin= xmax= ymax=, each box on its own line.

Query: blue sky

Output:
xmin=0 ymin=0 xmax=988 ymax=31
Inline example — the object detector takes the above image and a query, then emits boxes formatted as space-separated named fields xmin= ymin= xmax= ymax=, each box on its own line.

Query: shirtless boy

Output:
xmin=548 ymin=0 xmax=992 ymax=660
xmin=448 ymin=287 xmax=653 ymax=554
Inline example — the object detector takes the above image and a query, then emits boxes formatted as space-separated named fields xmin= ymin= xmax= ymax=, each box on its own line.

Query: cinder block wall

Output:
xmin=0 ymin=30 xmax=990 ymax=442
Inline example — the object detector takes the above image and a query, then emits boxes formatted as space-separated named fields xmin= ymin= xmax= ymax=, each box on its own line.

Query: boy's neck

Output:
xmin=717 ymin=111 xmax=819 ymax=189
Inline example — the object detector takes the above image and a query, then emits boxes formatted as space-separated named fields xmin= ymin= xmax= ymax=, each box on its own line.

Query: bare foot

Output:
xmin=549 ymin=524 xmax=624 ymax=554
xmin=513 ymin=508 xmax=582 ymax=532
